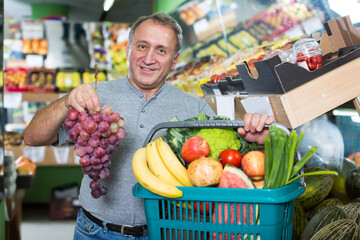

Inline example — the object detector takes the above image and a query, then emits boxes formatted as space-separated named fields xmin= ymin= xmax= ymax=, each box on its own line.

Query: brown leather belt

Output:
xmin=82 ymin=208 xmax=147 ymax=237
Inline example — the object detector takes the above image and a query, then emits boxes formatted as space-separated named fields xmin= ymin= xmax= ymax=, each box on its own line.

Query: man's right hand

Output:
xmin=65 ymin=83 xmax=100 ymax=113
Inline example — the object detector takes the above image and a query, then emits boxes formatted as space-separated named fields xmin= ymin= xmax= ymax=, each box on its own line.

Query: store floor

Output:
xmin=21 ymin=204 xmax=76 ymax=240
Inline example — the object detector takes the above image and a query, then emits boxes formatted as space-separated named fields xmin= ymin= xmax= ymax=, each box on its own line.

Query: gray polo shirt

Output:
xmin=57 ymin=77 xmax=215 ymax=225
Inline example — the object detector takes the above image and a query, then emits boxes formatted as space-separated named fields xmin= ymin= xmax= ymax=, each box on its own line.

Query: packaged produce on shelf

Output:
xmin=82 ymin=70 xmax=107 ymax=84
xmin=216 ymin=39 xmax=238 ymax=54
xmin=22 ymin=38 xmax=48 ymax=55
xmin=292 ymin=38 xmax=323 ymax=71
xmin=228 ymin=30 xmax=259 ymax=49
xmin=197 ymin=43 xmax=228 ymax=58
xmin=109 ymin=47 xmax=128 ymax=74
xmin=93 ymin=47 xmax=108 ymax=64
xmin=179 ymin=4 xmax=206 ymax=26
xmin=282 ymin=2 xmax=315 ymax=20
xmin=27 ymin=68 xmax=56 ymax=92
xmin=245 ymin=21 xmax=274 ymax=42
xmin=4 ymin=68 xmax=28 ymax=91
xmin=55 ymin=69 xmax=81 ymax=92
xmin=15 ymin=156 xmax=36 ymax=175
xmin=0 ymin=131 xmax=24 ymax=146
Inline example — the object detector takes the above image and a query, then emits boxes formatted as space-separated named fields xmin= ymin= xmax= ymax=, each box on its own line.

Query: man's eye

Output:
xmin=138 ymin=44 xmax=147 ymax=50
xmin=158 ymin=49 xmax=166 ymax=55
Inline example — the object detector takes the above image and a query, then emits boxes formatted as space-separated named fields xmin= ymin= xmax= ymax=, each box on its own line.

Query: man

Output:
xmin=24 ymin=13 xmax=273 ymax=239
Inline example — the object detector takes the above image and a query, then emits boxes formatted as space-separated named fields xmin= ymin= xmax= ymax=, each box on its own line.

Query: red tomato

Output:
xmin=315 ymin=55 xmax=322 ymax=63
xmin=307 ymin=62 xmax=316 ymax=71
xmin=316 ymin=62 xmax=323 ymax=69
xmin=218 ymin=149 xmax=243 ymax=168
xmin=296 ymin=52 xmax=306 ymax=62
xmin=310 ymin=56 xmax=318 ymax=64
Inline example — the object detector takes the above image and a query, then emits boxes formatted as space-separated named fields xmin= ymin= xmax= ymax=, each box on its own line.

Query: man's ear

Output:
xmin=171 ymin=53 xmax=180 ymax=70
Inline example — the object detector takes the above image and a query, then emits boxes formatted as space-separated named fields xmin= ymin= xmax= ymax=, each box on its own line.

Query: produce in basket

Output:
xmin=241 ymin=150 xmax=265 ymax=181
xmin=218 ymin=164 xmax=255 ymax=189
xmin=181 ymin=136 xmax=210 ymax=163
xmin=213 ymin=164 xmax=257 ymax=240
xmin=187 ymin=156 xmax=223 ymax=187
xmin=65 ymin=105 xmax=125 ymax=198
xmin=132 ymin=136 xmax=193 ymax=198
xmin=146 ymin=137 xmax=182 ymax=186
xmin=132 ymin=147 xmax=183 ymax=198
xmin=164 ymin=114 xmax=263 ymax=167
xmin=218 ymin=149 xmax=243 ymax=168
xmin=263 ymin=125 xmax=337 ymax=189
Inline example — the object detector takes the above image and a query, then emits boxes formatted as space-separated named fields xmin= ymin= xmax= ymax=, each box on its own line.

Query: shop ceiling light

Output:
xmin=103 ymin=0 xmax=115 ymax=12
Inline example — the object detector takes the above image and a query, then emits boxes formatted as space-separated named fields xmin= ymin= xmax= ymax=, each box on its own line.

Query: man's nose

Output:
xmin=143 ymin=49 xmax=156 ymax=64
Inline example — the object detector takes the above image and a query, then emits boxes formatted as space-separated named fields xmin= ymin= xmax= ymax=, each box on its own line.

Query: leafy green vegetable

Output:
xmin=238 ymin=136 xmax=264 ymax=155
xmin=195 ymin=128 xmax=241 ymax=159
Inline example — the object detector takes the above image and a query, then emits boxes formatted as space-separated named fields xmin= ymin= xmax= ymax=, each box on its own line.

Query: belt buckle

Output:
xmin=120 ymin=225 xmax=135 ymax=237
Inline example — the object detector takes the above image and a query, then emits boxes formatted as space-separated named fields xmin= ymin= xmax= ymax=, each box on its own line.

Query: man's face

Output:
xmin=126 ymin=19 xmax=179 ymax=92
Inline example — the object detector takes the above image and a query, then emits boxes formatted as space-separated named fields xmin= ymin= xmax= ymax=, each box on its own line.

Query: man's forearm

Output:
xmin=23 ymin=95 xmax=70 ymax=146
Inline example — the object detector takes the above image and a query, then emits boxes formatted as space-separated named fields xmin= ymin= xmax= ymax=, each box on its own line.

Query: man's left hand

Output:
xmin=237 ymin=113 xmax=275 ymax=144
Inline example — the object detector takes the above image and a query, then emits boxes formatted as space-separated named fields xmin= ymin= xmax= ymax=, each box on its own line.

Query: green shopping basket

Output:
xmin=133 ymin=120 xmax=305 ymax=240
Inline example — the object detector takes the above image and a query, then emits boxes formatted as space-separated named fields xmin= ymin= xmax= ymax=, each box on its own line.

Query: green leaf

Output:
xmin=290 ymin=146 xmax=318 ymax=179
xmin=287 ymin=171 xmax=338 ymax=185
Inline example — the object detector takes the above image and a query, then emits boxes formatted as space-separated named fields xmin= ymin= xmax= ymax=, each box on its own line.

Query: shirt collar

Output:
xmin=125 ymin=76 xmax=168 ymax=98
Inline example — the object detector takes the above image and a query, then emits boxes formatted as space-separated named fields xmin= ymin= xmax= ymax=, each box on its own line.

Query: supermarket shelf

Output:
xmin=1 ymin=92 xmax=65 ymax=103
xmin=5 ymin=145 xmax=78 ymax=166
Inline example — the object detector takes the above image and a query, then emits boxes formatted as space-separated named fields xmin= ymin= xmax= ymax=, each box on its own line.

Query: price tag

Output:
xmin=53 ymin=146 xmax=70 ymax=164
xmin=26 ymin=54 xmax=44 ymax=67
xmin=4 ymin=93 xmax=22 ymax=109
xmin=212 ymin=88 xmax=222 ymax=96
xmin=22 ymin=146 xmax=46 ymax=163
xmin=193 ymin=18 xmax=209 ymax=35
xmin=216 ymin=95 xmax=235 ymax=120
xmin=240 ymin=96 xmax=274 ymax=116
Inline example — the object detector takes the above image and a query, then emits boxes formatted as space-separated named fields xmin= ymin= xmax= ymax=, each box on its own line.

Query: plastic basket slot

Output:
xmin=282 ymin=201 xmax=294 ymax=240
xmin=161 ymin=228 xmax=207 ymax=240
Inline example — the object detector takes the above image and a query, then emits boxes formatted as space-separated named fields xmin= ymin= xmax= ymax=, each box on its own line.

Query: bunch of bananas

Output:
xmin=132 ymin=137 xmax=193 ymax=198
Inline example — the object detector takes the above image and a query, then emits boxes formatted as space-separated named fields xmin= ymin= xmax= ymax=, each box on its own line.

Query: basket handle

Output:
xmin=143 ymin=120 xmax=290 ymax=146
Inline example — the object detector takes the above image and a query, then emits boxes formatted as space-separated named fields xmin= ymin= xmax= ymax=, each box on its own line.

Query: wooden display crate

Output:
xmin=268 ymin=56 xmax=360 ymax=128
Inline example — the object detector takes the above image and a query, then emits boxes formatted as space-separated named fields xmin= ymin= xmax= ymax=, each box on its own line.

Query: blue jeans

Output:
xmin=73 ymin=208 xmax=149 ymax=240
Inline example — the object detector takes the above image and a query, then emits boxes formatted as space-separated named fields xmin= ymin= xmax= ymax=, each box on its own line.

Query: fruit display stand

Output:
xmin=134 ymin=120 xmax=305 ymax=240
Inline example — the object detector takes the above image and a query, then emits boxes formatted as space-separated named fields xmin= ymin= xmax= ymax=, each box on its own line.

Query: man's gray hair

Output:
xmin=128 ymin=12 xmax=183 ymax=55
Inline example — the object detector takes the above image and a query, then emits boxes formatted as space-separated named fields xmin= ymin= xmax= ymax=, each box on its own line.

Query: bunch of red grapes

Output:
xmin=64 ymin=105 xmax=125 ymax=198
